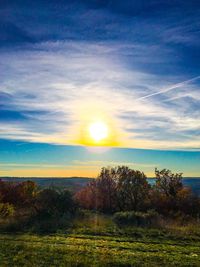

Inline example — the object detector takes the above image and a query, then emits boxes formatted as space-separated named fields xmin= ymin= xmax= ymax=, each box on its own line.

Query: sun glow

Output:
xmin=89 ymin=121 xmax=108 ymax=142
xmin=70 ymin=99 xmax=122 ymax=147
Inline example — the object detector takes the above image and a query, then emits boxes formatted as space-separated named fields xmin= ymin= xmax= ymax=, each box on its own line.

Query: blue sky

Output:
xmin=0 ymin=1 xmax=200 ymax=177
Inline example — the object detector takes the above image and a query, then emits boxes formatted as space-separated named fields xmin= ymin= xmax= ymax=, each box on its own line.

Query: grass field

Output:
xmin=1 ymin=231 xmax=200 ymax=266
xmin=1 ymin=213 xmax=200 ymax=266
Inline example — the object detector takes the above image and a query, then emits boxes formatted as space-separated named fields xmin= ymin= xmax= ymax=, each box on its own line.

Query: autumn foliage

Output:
xmin=75 ymin=166 xmax=200 ymax=216
xmin=0 ymin=166 xmax=200 ymax=233
xmin=75 ymin=166 xmax=150 ymax=212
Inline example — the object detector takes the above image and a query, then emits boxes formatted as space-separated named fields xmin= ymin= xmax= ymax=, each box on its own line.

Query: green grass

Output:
xmin=1 ymin=232 xmax=200 ymax=266
xmin=1 ymin=212 xmax=200 ymax=266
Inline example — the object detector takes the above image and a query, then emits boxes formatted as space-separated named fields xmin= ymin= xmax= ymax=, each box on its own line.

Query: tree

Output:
xmin=35 ymin=188 xmax=75 ymax=216
xmin=176 ymin=187 xmax=200 ymax=216
xmin=75 ymin=168 xmax=117 ymax=212
xmin=155 ymin=168 xmax=183 ymax=198
xmin=32 ymin=188 xmax=76 ymax=233
xmin=95 ymin=167 xmax=118 ymax=212
xmin=115 ymin=166 xmax=150 ymax=211
xmin=15 ymin=181 xmax=38 ymax=207
xmin=75 ymin=166 xmax=150 ymax=212
xmin=152 ymin=168 xmax=185 ymax=214
xmin=74 ymin=181 xmax=97 ymax=210
xmin=0 ymin=180 xmax=37 ymax=207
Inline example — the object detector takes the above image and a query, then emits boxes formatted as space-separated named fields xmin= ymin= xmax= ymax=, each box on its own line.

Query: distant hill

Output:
xmin=0 ymin=177 xmax=93 ymax=192
xmin=1 ymin=177 xmax=200 ymax=195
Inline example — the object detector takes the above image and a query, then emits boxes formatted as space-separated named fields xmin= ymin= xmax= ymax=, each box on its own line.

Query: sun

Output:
xmin=89 ymin=121 xmax=108 ymax=142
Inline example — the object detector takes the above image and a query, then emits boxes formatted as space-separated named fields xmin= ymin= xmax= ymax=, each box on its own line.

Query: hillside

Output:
xmin=0 ymin=177 xmax=92 ymax=192
xmin=1 ymin=177 xmax=200 ymax=194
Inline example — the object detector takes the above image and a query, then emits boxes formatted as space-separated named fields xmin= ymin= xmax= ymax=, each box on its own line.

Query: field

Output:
xmin=1 ymin=212 xmax=200 ymax=267
xmin=1 ymin=232 xmax=200 ymax=266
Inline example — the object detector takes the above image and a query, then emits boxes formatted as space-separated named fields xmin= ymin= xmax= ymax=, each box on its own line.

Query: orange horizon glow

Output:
xmin=0 ymin=168 xmax=99 ymax=178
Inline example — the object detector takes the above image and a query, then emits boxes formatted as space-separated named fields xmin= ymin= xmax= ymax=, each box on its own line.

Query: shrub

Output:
xmin=113 ymin=210 xmax=160 ymax=227
xmin=0 ymin=180 xmax=38 ymax=208
xmin=29 ymin=188 xmax=77 ymax=233
xmin=31 ymin=212 xmax=73 ymax=233
xmin=35 ymin=188 xmax=76 ymax=215
xmin=0 ymin=203 xmax=14 ymax=218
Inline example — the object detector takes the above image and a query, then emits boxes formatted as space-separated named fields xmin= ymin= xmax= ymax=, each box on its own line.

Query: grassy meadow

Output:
xmin=1 ymin=212 xmax=200 ymax=267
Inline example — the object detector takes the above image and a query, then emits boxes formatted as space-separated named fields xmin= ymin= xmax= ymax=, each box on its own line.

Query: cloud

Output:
xmin=0 ymin=163 xmax=68 ymax=169
xmin=72 ymin=160 xmax=156 ymax=168
xmin=137 ymin=76 xmax=200 ymax=100
xmin=0 ymin=1 xmax=200 ymax=151
xmin=0 ymin=40 xmax=200 ymax=150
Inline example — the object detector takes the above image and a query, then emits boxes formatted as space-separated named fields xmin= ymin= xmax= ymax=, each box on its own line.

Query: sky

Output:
xmin=0 ymin=0 xmax=200 ymax=177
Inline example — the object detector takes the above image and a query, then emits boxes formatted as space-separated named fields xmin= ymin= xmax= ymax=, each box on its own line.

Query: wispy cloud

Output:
xmin=0 ymin=163 xmax=68 ymax=169
xmin=72 ymin=160 xmax=156 ymax=168
xmin=0 ymin=1 xmax=200 ymax=151
xmin=137 ymin=76 xmax=200 ymax=100
xmin=0 ymin=41 xmax=200 ymax=150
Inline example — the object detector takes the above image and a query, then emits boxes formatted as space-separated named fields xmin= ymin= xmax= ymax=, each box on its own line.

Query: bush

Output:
xmin=28 ymin=188 xmax=77 ymax=233
xmin=0 ymin=180 xmax=37 ymax=208
xmin=113 ymin=210 xmax=160 ymax=227
xmin=35 ymin=188 xmax=76 ymax=216
xmin=30 ymin=212 xmax=73 ymax=233
xmin=0 ymin=203 xmax=14 ymax=218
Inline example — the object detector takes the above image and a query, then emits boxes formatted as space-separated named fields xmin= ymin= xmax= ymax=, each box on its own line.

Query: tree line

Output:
xmin=0 ymin=166 xmax=200 ymax=232
xmin=75 ymin=167 xmax=200 ymax=216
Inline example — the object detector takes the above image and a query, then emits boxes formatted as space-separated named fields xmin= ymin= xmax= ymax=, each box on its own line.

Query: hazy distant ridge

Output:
xmin=1 ymin=177 xmax=200 ymax=195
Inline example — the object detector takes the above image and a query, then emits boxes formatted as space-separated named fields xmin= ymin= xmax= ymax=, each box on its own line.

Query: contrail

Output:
xmin=137 ymin=75 xmax=200 ymax=100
